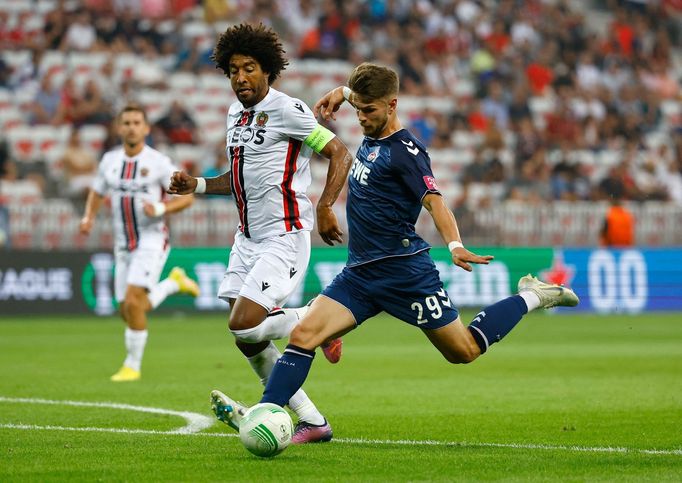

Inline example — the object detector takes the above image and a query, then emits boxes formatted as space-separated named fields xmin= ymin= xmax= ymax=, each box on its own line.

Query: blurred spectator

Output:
xmin=639 ymin=60 xmax=680 ymax=99
xmin=600 ymin=197 xmax=635 ymax=247
xmin=525 ymin=46 xmax=554 ymax=96
xmin=204 ymin=0 xmax=238 ymax=23
xmin=481 ymin=79 xmax=510 ymax=129
xmin=154 ymin=101 xmax=198 ymax=145
xmin=507 ymin=153 xmax=551 ymax=203
xmin=62 ymin=9 xmax=97 ymax=51
xmin=0 ymin=58 xmax=10 ymax=88
xmin=53 ymin=78 xmax=79 ymax=125
xmin=601 ymin=57 xmax=631 ymax=98
xmin=546 ymin=101 xmax=581 ymax=149
xmin=409 ymin=109 xmax=437 ymax=147
xmin=43 ymin=3 xmax=68 ymax=50
xmin=29 ymin=74 xmax=62 ymax=124
xmin=72 ymin=79 xmax=113 ymax=127
xmin=59 ymin=130 xmax=97 ymax=201
xmin=508 ymin=84 xmax=532 ymax=126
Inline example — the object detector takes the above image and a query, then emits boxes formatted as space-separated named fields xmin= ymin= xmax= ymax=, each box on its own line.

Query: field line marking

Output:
xmin=1 ymin=424 xmax=680 ymax=457
xmin=333 ymin=436 xmax=682 ymax=456
xmin=1 ymin=396 xmax=680 ymax=457
xmin=0 ymin=396 xmax=213 ymax=434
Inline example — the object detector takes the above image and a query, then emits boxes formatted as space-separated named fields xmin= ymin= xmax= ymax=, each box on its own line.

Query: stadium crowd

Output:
xmin=0 ymin=0 xmax=681 ymax=248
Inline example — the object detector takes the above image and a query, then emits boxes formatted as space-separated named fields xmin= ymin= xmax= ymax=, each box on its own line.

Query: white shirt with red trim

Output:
xmin=92 ymin=145 xmax=178 ymax=252
xmin=225 ymin=87 xmax=319 ymax=240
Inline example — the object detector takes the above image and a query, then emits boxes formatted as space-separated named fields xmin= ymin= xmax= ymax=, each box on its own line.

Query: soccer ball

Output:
xmin=239 ymin=403 xmax=293 ymax=458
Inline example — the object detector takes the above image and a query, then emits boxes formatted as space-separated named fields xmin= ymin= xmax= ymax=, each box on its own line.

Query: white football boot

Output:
xmin=210 ymin=390 xmax=248 ymax=431
xmin=517 ymin=274 xmax=579 ymax=309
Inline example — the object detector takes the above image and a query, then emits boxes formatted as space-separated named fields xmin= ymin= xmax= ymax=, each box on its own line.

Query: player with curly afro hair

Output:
xmin=212 ymin=22 xmax=288 ymax=84
xmin=170 ymin=22 xmax=356 ymax=445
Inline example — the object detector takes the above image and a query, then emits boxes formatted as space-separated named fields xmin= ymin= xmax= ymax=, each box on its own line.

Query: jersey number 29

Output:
xmin=411 ymin=288 xmax=451 ymax=325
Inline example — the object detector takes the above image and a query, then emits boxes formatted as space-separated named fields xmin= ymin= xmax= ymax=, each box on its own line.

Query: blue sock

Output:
xmin=261 ymin=344 xmax=315 ymax=407
xmin=467 ymin=295 xmax=528 ymax=354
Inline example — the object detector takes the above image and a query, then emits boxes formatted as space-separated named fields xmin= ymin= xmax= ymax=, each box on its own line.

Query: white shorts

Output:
xmin=114 ymin=245 xmax=170 ymax=302
xmin=218 ymin=231 xmax=310 ymax=311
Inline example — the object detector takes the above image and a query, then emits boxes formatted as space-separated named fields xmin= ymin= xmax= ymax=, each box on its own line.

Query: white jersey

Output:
xmin=92 ymin=145 xmax=179 ymax=252
xmin=226 ymin=87 xmax=324 ymax=240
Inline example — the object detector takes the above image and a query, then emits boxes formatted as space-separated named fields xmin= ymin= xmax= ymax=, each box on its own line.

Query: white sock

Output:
xmin=123 ymin=328 xmax=148 ymax=372
xmin=232 ymin=307 xmax=307 ymax=343
xmin=519 ymin=291 xmax=541 ymax=312
xmin=247 ymin=342 xmax=325 ymax=425
xmin=148 ymin=278 xmax=179 ymax=309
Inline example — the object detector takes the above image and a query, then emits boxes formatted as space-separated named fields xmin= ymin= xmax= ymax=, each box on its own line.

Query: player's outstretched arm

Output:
xmin=168 ymin=171 xmax=232 ymax=196
xmin=422 ymin=193 xmax=493 ymax=272
xmin=316 ymin=137 xmax=353 ymax=245
xmin=79 ymin=189 xmax=104 ymax=235
xmin=143 ymin=193 xmax=194 ymax=218
xmin=313 ymin=86 xmax=348 ymax=121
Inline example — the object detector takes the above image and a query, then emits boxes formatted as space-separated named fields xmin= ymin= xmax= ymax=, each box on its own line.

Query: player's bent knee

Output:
xmin=444 ymin=345 xmax=480 ymax=364
xmin=228 ymin=312 xmax=260 ymax=332
xmin=124 ymin=295 xmax=144 ymax=313
xmin=230 ymin=324 xmax=267 ymax=343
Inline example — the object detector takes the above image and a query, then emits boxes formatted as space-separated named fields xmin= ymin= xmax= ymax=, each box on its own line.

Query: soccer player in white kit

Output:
xmin=168 ymin=24 xmax=353 ymax=443
xmin=80 ymin=104 xmax=200 ymax=382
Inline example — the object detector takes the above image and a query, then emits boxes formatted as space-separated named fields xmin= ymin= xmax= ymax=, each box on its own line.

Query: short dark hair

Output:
xmin=348 ymin=63 xmax=399 ymax=102
xmin=118 ymin=103 xmax=148 ymax=123
xmin=212 ymin=23 xmax=288 ymax=85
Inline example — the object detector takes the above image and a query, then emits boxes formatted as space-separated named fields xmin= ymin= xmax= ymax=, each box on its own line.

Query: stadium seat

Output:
xmin=0 ymin=106 xmax=24 ymax=130
xmin=38 ymin=50 xmax=66 ymax=77
xmin=68 ymin=52 xmax=109 ymax=76
xmin=168 ymin=72 xmax=199 ymax=95
xmin=113 ymin=53 xmax=139 ymax=81
xmin=172 ymin=144 xmax=206 ymax=169
xmin=199 ymin=73 xmax=231 ymax=94
xmin=138 ymin=89 xmax=172 ymax=123
xmin=2 ymin=49 xmax=31 ymax=71
xmin=660 ymin=100 xmax=680 ymax=127
xmin=79 ymin=125 xmax=107 ymax=156
xmin=7 ymin=126 xmax=37 ymax=161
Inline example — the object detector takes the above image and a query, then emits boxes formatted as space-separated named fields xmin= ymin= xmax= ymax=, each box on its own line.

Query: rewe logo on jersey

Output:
xmin=350 ymin=158 xmax=370 ymax=186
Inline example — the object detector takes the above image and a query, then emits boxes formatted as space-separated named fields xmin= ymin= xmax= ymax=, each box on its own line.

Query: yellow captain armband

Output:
xmin=304 ymin=124 xmax=336 ymax=153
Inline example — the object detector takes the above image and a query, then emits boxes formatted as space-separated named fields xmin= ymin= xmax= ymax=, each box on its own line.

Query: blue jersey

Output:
xmin=346 ymin=129 xmax=441 ymax=267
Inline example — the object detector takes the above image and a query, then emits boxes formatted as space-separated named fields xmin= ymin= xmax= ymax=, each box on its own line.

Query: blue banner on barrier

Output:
xmin=561 ymin=248 xmax=681 ymax=313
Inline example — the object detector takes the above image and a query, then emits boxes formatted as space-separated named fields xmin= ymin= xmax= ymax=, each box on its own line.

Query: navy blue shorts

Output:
xmin=321 ymin=251 xmax=459 ymax=329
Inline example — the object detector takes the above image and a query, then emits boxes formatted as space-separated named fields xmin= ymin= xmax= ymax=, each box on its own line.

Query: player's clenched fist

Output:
xmin=168 ymin=171 xmax=197 ymax=195
xmin=79 ymin=216 xmax=93 ymax=235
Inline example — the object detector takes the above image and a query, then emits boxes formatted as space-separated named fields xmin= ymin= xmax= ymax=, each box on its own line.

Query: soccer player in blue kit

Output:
xmin=219 ymin=62 xmax=579 ymax=435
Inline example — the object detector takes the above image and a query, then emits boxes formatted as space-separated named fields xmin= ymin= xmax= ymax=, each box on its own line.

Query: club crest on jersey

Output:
xmin=255 ymin=111 xmax=269 ymax=127
xmin=140 ymin=168 xmax=149 ymax=177
xmin=367 ymin=148 xmax=380 ymax=162
xmin=423 ymin=176 xmax=439 ymax=191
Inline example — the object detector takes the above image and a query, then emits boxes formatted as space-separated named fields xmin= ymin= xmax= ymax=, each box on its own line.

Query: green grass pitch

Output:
xmin=1 ymin=312 xmax=681 ymax=481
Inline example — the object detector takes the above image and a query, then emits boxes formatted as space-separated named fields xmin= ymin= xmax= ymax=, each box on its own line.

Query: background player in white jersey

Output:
xmin=168 ymin=23 xmax=353 ymax=444
xmin=80 ymin=104 xmax=200 ymax=382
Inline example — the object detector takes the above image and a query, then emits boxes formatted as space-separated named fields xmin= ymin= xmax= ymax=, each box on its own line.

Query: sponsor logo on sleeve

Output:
xmin=423 ymin=176 xmax=439 ymax=191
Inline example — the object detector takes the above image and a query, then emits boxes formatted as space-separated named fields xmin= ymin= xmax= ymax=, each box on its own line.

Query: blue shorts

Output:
xmin=321 ymin=251 xmax=459 ymax=329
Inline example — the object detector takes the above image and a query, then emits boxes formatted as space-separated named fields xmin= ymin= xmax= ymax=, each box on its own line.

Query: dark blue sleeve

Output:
xmin=393 ymin=144 xmax=441 ymax=202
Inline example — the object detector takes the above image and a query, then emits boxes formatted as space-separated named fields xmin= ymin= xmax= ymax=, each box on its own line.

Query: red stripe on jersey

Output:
xmin=230 ymin=146 xmax=249 ymax=237
xmin=120 ymin=160 xmax=139 ymax=250
xmin=281 ymin=139 xmax=303 ymax=231
xmin=122 ymin=197 xmax=138 ymax=250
